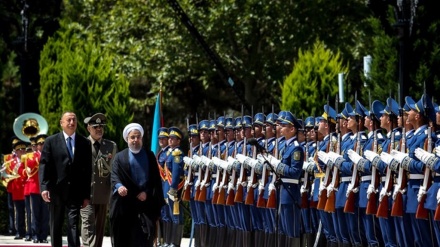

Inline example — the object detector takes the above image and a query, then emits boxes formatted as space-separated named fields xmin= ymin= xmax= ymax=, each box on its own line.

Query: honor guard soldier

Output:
xmin=415 ymin=102 xmax=440 ymax=246
xmin=347 ymin=101 xmax=386 ymax=247
xmin=310 ymin=105 xmax=340 ymax=246
xmin=363 ymin=97 xmax=401 ymax=247
xmin=195 ymin=120 xmax=210 ymax=246
xmin=80 ymin=113 xmax=117 ymax=247
xmin=386 ymin=94 xmax=436 ymax=247
xmin=24 ymin=134 xmax=49 ymax=243
xmin=259 ymin=112 xmax=278 ymax=247
xmin=166 ymin=127 xmax=185 ymax=247
xmin=156 ymin=127 xmax=172 ymax=247
xmin=185 ymin=124 xmax=201 ymax=247
xmin=258 ymin=111 xmax=304 ymax=246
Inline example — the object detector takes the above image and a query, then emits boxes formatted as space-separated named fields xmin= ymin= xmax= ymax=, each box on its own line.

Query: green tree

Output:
xmin=39 ymin=22 xmax=132 ymax=148
xmin=281 ymin=40 xmax=349 ymax=117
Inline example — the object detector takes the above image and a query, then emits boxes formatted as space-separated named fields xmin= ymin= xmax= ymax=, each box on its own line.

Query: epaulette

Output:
xmin=172 ymin=148 xmax=183 ymax=156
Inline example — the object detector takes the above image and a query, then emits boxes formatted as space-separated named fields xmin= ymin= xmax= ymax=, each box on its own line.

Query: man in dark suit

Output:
xmin=110 ymin=123 xmax=165 ymax=247
xmin=39 ymin=111 xmax=92 ymax=247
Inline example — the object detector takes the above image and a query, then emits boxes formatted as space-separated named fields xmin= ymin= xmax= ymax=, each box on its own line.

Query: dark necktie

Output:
xmin=67 ymin=137 xmax=74 ymax=158
xmin=94 ymin=141 xmax=100 ymax=154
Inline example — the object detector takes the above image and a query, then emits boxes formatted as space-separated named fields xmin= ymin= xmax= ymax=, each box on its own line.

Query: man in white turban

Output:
xmin=110 ymin=123 xmax=165 ymax=247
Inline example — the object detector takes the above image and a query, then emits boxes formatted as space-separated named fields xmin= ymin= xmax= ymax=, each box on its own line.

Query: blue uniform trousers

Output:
xmin=394 ymin=213 xmax=414 ymax=247
xmin=359 ymin=209 xmax=383 ymax=246
xmin=280 ymin=204 xmax=301 ymax=238
xmin=168 ymin=200 xmax=183 ymax=224
xmin=318 ymin=210 xmax=337 ymax=243
xmin=334 ymin=208 xmax=350 ymax=244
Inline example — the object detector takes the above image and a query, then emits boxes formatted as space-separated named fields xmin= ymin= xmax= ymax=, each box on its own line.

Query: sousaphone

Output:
xmin=13 ymin=113 xmax=48 ymax=142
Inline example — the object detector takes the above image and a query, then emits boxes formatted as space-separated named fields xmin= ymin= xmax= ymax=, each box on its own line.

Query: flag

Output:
xmin=150 ymin=91 xmax=163 ymax=155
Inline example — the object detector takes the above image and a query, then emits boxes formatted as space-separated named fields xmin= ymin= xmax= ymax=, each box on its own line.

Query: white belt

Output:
xmin=301 ymin=178 xmax=305 ymax=182
xmin=211 ymin=174 xmax=217 ymax=179
xmin=360 ymin=175 xmax=372 ymax=182
xmin=281 ymin=178 xmax=299 ymax=184
xmin=408 ymin=174 xmax=424 ymax=179
xmin=341 ymin=177 xmax=351 ymax=182
xmin=435 ymin=173 xmax=440 ymax=177
xmin=381 ymin=176 xmax=386 ymax=182
xmin=194 ymin=172 xmax=200 ymax=177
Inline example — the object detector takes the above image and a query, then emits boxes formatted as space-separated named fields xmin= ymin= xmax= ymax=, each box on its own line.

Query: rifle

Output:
xmin=415 ymin=125 xmax=432 ymax=219
xmin=301 ymin=115 xmax=310 ymax=209
xmin=212 ymin=139 xmax=222 ymax=204
xmin=225 ymin=141 xmax=237 ymax=206
xmin=235 ymin=106 xmax=247 ymax=203
xmin=182 ymin=118 xmax=193 ymax=202
xmin=391 ymin=111 xmax=407 ymax=217
xmin=344 ymin=94 xmax=360 ymax=214
xmin=376 ymin=125 xmax=395 ymax=218
xmin=194 ymin=115 xmax=203 ymax=201
xmin=366 ymin=109 xmax=380 ymax=215
xmin=256 ymin=128 xmax=269 ymax=208
xmin=266 ymin=105 xmax=278 ymax=209
xmin=197 ymin=138 xmax=212 ymax=202
xmin=317 ymin=96 xmax=333 ymax=210
xmin=245 ymin=108 xmax=257 ymax=205
xmin=216 ymin=140 xmax=229 ymax=205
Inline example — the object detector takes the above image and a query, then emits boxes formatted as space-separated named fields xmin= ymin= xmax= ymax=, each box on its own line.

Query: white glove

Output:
xmin=326 ymin=184 xmax=334 ymax=198
xmin=192 ymin=155 xmax=203 ymax=168
xmin=347 ymin=149 xmax=362 ymax=165
xmin=227 ymin=156 xmax=240 ymax=169
xmin=183 ymin=156 xmax=193 ymax=166
xmin=212 ymin=183 xmax=218 ymax=192
xmin=212 ymin=157 xmax=228 ymax=170
xmin=317 ymin=151 xmax=331 ymax=165
xmin=302 ymin=161 xmax=310 ymax=170
xmin=268 ymin=183 xmax=276 ymax=193
xmin=227 ymin=182 xmax=234 ymax=192
xmin=378 ymin=187 xmax=387 ymax=202
xmin=195 ymin=179 xmax=201 ymax=189
xmin=436 ymin=146 xmax=440 ymax=157
xmin=417 ymin=186 xmax=426 ymax=203
xmin=256 ymin=153 xmax=267 ymax=164
xmin=366 ymin=184 xmax=375 ymax=199
xmin=200 ymin=155 xmax=211 ymax=167
xmin=246 ymin=158 xmax=259 ymax=169
xmin=437 ymin=188 xmax=440 ymax=204
xmin=235 ymin=154 xmax=248 ymax=164
xmin=380 ymin=152 xmax=393 ymax=165
xmin=300 ymin=184 xmax=308 ymax=194
xmin=364 ymin=150 xmax=379 ymax=162
xmin=414 ymin=147 xmax=435 ymax=164
xmin=266 ymin=154 xmax=281 ymax=169
xmin=390 ymin=150 xmax=409 ymax=163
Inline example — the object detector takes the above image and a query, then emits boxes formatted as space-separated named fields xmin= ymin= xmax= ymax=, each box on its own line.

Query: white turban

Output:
xmin=123 ymin=123 xmax=144 ymax=142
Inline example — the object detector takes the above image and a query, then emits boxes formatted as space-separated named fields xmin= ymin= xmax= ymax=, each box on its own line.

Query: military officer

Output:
xmin=81 ymin=113 xmax=117 ymax=247
xmin=156 ymin=127 xmax=171 ymax=247
xmin=258 ymin=111 xmax=304 ymax=246
xmin=166 ymin=127 xmax=185 ymax=247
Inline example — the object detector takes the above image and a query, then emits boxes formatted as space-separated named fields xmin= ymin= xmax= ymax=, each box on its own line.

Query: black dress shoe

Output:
xmin=14 ymin=235 xmax=23 ymax=240
xmin=40 ymin=240 xmax=49 ymax=243
xmin=33 ymin=239 xmax=39 ymax=243
xmin=25 ymin=236 xmax=32 ymax=241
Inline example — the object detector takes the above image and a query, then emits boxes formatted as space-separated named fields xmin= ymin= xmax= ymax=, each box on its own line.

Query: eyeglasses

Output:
xmin=92 ymin=125 xmax=104 ymax=129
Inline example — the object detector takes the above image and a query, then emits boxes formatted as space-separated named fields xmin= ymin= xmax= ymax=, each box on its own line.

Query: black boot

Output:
xmin=169 ymin=224 xmax=183 ymax=247
xmin=226 ymin=228 xmax=236 ymax=247
xmin=217 ymin=227 xmax=227 ymax=247
xmin=265 ymin=233 xmax=275 ymax=247
xmin=194 ymin=225 xmax=202 ymax=247
xmin=243 ymin=231 xmax=252 ymax=247
xmin=287 ymin=237 xmax=301 ymax=246
xmin=278 ymin=234 xmax=287 ymax=247
xmin=207 ymin=227 xmax=217 ymax=247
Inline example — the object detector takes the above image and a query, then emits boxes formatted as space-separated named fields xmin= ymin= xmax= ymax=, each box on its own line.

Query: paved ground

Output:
xmin=0 ymin=235 xmax=193 ymax=247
